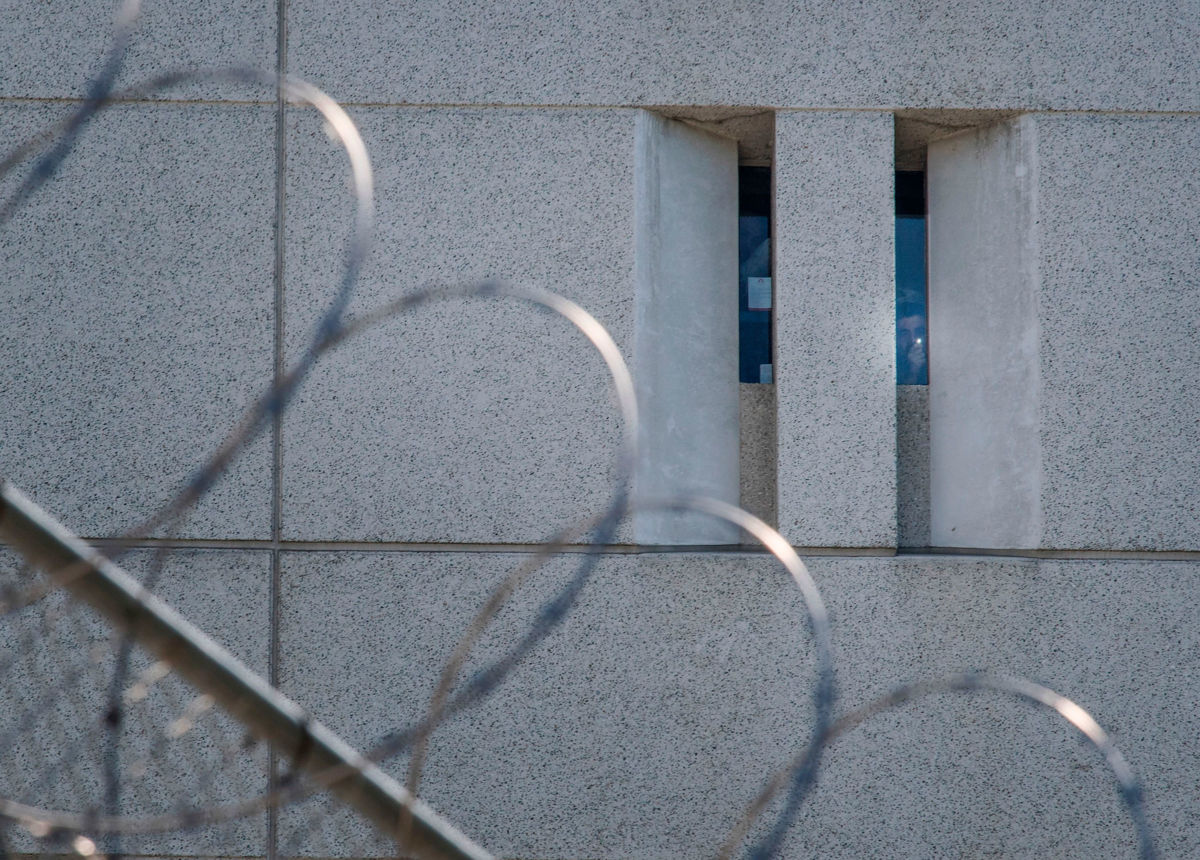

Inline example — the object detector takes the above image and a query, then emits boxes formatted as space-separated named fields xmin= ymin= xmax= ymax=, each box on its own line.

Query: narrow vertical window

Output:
xmin=895 ymin=170 xmax=927 ymax=385
xmin=739 ymin=166 xmax=773 ymax=384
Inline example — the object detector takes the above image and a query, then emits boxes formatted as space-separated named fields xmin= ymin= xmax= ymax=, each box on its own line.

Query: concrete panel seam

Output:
xmin=9 ymin=96 xmax=1200 ymax=118
xmin=1021 ymin=115 xmax=1045 ymax=547
xmin=268 ymin=0 xmax=288 ymax=856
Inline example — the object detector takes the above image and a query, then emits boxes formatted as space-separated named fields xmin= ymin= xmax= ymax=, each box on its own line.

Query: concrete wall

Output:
xmin=282 ymin=106 xmax=634 ymax=544
xmin=282 ymin=1 xmax=1200 ymax=111
xmin=633 ymin=111 xmax=740 ymax=544
xmin=928 ymin=117 xmax=1042 ymax=550
xmin=7 ymin=2 xmax=1198 ymax=110
xmin=274 ymin=551 xmax=1200 ymax=858
xmin=0 ymin=548 xmax=271 ymax=857
xmin=929 ymin=114 xmax=1200 ymax=551
xmin=0 ymin=101 xmax=276 ymax=540
xmin=1035 ymin=114 xmax=1200 ymax=550
xmin=775 ymin=111 xmax=896 ymax=549
xmin=2 ymin=1 xmax=1199 ymax=858
xmin=896 ymin=385 xmax=930 ymax=548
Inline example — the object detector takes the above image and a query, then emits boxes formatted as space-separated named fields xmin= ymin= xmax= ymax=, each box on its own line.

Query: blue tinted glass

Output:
xmin=896 ymin=215 xmax=927 ymax=385
xmin=739 ymin=167 xmax=772 ymax=383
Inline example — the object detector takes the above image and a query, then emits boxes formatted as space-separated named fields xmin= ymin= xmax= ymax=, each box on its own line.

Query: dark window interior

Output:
xmin=895 ymin=170 xmax=927 ymax=385
xmin=739 ymin=166 xmax=772 ymax=383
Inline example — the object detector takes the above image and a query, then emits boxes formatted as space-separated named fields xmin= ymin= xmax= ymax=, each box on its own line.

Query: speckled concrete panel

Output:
xmin=739 ymin=383 xmax=777 ymax=534
xmin=896 ymin=385 xmax=929 ymax=548
xmin=0 ymin=102 xmax=275 ymax=540
xmin=927 ymin=118 xmax=1043 ymax=550
xmin=633 ymin=111 xmax=739 ymax=545
xmin=287 ymin=0 xmax=1200 ymax=110
xmin=1028 ymin=0 xmax=1200 ymax=111
xmin=1033 ymin=115 xmax=1200 ymax=551
xmin=276 ymin=550 xmax=827 ymax=858
xmin=0 ymin=548 xmax=270 ymax=857
xmin=0 ymin=0 xmax=275 ymax=101
xmin=792 ymin=555 xmax=1200 ymax=859
xmin=281 ymin=107 xmax=634 ymax=543
xmin=114 ymin=549 xmax=272 ymax=857
xmin=774 ymin=111 xmax=896 ymax=548
xmin=287 ymin=0 xmax=883 ymax=107
xmin=276 ymin=550 xmax=1200 ymax=857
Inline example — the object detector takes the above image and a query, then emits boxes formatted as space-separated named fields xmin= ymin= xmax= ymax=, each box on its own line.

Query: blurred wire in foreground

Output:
xmin=0 ymin=2 xmax=1159 ymax=857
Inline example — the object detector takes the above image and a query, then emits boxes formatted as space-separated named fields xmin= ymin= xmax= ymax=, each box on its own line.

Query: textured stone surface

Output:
xmin=281 ymin=107 xmax=634 ymax=543
xmin=797 ymin=554 xmax=1200 ymax=860
xmin=0 ymin=0 xmax=276 ymax=101
xmin=287 ymin=0 xmax=1200 ymax=111
xmin=277 ymin=549 xmax=1200 ymax=858
xmin=896 ymin=385 xmax=929 ymax=548
xmin=774 ymin=111 xmax=896 ymax=548
xmin=929 ymin=114 xmax=1200 ymax=551
xmin=633 ymin=111 xmax=739 ymax=544
xmin=0 ymin=548 xmax=271 ymax=857
xmin=114 ymin=549 xmax=272 ymax=857
xmin=0 ymin=102 xmax=275 ymax=540
xmin=1034 ymin=114 xmax=1200 ymax=551
xmin=1026 ymin=0 xmax=1200 ymax=111
xmin=739 ymin=383 xmax=777 ymax=534
xmin=276 ymin=549 xmax=825 ymax=858
xmin=927 ymin=117 xmax=1042 ymax=550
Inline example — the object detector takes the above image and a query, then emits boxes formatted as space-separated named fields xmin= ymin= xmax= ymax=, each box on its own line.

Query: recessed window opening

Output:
xmin=895 ymin=170 xmax=927 ymax=385
xmin=739 ymin=166 xmax=773 ymax=384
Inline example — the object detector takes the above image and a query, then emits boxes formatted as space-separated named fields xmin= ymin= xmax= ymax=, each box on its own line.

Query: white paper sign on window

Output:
xmin=747 ymin=276 xmax=772 ymax=310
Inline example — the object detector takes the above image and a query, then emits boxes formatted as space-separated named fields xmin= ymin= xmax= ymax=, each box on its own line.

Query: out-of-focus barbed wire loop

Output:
xmin=399 ymin=495 xmax=834 ymax=851
xmin=0 ymin=482 xmax=494 ymax=860
xmin=0 ymin=1 xmax=1159 ymax=858
xmin=717 ymin=672 xmax=1156 ymax=860
xmin=0 ymin=59 xmax=375 ymax=571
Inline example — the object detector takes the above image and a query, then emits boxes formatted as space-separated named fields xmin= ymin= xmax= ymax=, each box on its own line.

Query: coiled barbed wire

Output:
xmin=0 ymin=2 xmax=1159 ymax=858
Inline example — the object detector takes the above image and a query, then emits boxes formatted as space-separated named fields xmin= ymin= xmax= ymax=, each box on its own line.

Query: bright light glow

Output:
xmin=1054 ymin=697 xmax=1105 ymax=744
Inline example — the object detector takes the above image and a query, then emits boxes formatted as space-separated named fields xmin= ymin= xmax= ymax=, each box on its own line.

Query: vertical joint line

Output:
xmin=271 ymin=0 xmax=288 ymax=551
xmin=268 ymin=0 xmax=287 ymax=858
